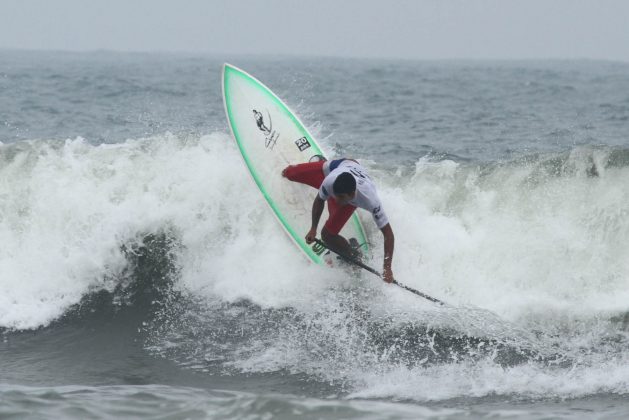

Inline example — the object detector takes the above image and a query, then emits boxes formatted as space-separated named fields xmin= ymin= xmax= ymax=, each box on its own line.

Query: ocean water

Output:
xmin=1 ymin=50 xmax=629 ymax=419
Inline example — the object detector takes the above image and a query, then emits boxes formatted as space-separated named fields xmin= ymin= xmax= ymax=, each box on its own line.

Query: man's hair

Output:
xmin=333 ymin=172 xmax=356 ymax=195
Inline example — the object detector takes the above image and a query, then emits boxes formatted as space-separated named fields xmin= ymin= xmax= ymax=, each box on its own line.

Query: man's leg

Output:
xmin=283 ymin=160 xmax=358 ymax=258
xmin=282 ymin=161 xmax=325 ymax=189
xmin=322 ymin=200 xmax=357 ymax=258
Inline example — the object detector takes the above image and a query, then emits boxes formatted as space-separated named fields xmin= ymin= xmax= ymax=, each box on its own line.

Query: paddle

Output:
xmin=313 ymin=239 xmax=445 ymax=305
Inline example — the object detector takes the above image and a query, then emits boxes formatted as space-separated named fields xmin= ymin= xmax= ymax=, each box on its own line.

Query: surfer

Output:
xmin=282 ymin=158 xmax=395 ymax=283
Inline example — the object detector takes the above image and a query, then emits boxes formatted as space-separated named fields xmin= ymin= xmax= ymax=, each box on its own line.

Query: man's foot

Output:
xmin=309 ymin=154 xmax=327 ymax=162
xmin=335 ymin=238 xmax=363 ymax=263
xmin=349 ymin=237 xmax=363 ymax=261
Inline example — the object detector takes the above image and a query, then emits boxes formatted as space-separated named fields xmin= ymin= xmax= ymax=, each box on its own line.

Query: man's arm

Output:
xmin=305 ymin=195 xmax=325 ymax=243
xmin=381 ymin=223 xmax=395 ymax=283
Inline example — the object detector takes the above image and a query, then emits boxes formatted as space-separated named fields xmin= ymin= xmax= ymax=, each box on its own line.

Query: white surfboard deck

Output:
xmin=222 ymin=63 xmax=368 ymax=264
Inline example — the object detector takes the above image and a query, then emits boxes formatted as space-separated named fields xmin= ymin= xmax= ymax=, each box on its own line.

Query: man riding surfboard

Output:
xmin=282 ymin=158 xmax=395 ymax=283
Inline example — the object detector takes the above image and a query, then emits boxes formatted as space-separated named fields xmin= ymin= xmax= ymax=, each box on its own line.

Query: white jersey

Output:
xmin=318 ymin=159 xmax=389 ymax=229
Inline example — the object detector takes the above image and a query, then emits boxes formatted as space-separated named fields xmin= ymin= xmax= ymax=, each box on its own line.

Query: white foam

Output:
xmin=374 ymin=153 xmax=629 ymax=320
xmin=349 ymin=355 xmax=629 ymax=401
xmin=3 ymin=134 xmax=629 ymax=401
xmin=0 ymin=133 xmax=345 ymax=329
xmin=3 ymin=135 xmax=628 ymax=328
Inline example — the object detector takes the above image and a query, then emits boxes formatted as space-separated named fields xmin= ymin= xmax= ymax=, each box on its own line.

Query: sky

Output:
xmin=1 ymin=0 xmax=628 ymax=61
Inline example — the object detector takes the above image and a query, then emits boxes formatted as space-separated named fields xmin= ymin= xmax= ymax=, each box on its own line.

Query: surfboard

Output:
xmin=222 ymin=63 xmax=368 ymax=264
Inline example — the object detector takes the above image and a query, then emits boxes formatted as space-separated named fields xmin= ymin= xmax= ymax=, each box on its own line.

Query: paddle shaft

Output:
xmin=313 ymin=239 xmax=444 ymax=305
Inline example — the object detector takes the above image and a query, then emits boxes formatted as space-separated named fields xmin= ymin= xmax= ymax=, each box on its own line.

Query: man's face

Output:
xmin=335 ymin=191 xmax=356 ymax=205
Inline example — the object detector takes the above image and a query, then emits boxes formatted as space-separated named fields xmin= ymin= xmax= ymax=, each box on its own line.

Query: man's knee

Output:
xmin=321 ymin=226 xmax=338 ymax=242
xmin=282 ymin=165 xmax=295 ymax=179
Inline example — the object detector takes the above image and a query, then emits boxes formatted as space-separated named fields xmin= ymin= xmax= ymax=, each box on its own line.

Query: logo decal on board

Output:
xmin=294 ymin=136 xmax=311 ymax=151
xmin=253 ymin=109 xmax=279 ymax=149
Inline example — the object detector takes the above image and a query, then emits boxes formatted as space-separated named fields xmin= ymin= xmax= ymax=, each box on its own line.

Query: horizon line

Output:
xmin=1 ymin=47 xmax=628 ymax=65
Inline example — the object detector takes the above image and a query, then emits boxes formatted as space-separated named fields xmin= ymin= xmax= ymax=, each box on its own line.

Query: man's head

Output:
xmin=333 ymin=172 xmax=356 ymax=204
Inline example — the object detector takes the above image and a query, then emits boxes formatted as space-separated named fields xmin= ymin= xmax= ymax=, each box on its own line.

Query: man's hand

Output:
xmin=305 ymin=228 xmax=317 ymax=244
xmin=383 ymin=266 xmax=394 ymax=283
